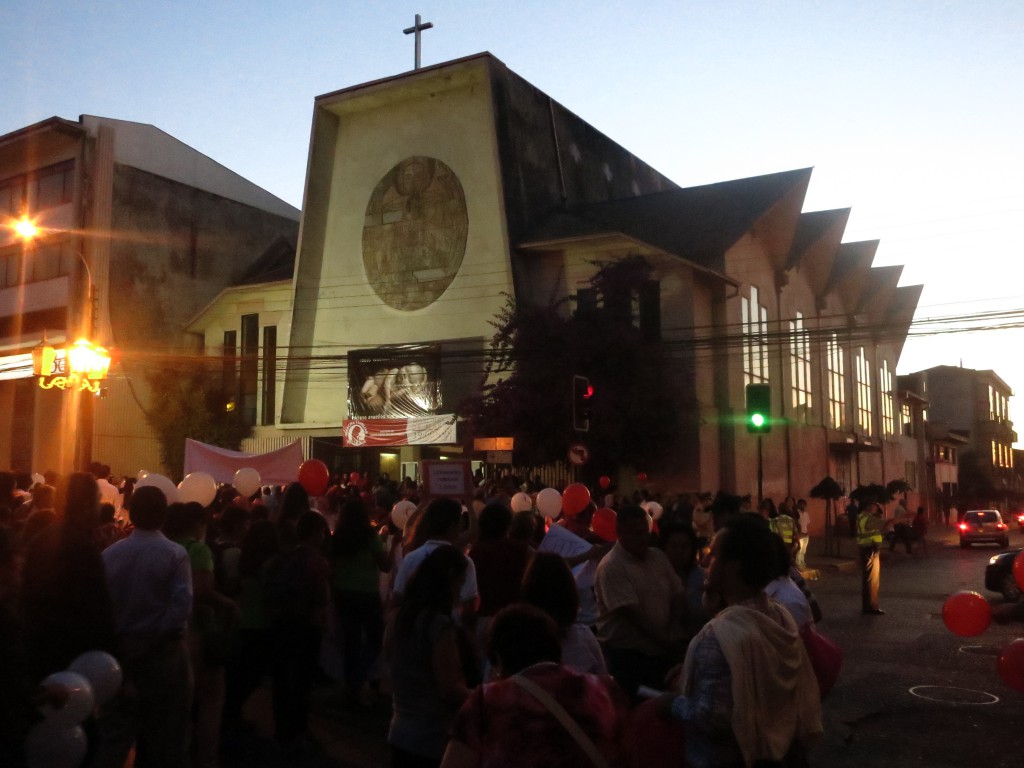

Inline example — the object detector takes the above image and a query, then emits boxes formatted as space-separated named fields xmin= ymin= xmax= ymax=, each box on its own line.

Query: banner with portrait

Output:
xmin=347 ymin=344 xmax=443 ymax=419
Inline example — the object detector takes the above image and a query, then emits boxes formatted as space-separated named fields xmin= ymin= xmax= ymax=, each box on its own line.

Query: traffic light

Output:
xmin=746 ymin=383 xmax=771 ymax=433
xmin=573 ymin=375 xmax=594 ymax=432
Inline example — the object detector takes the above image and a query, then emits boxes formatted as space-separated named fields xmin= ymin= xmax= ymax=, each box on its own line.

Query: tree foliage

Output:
xmin=144 ymin=358 xmax=252 ymax=480
xmin=458 ymin=255 xmax=680 ymax=477
xmin=810 ymin=476 xmax=844 ymax=500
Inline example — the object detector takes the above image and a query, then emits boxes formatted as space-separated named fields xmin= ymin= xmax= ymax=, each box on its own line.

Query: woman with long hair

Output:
xmin=19 ymin=472 xmax=116 ymax=680
xmin=386 ymin=545 xmax=472 ymax=768
xmin=521 ymin=552 xmax=606 ymax=675
xmin=223 ymin=519 xmax=281 ymax=730
xmin=330 ymin=497 xmax=389 ymax=706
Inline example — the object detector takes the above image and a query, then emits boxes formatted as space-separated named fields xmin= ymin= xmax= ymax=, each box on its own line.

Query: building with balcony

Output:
xmin=0 ymin=116 xmax=299 ymax=477
xmin=911 ymin=364 xmax=1016 ymax=507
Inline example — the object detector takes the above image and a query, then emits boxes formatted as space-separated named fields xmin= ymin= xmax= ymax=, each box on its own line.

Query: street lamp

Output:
xmin=11 ymin=216 xmax=95 ymax=335
xmin=10 ymin=215 xmax=110 ymax=396
xmin=8 ymin=213 xmax=111 ymax=472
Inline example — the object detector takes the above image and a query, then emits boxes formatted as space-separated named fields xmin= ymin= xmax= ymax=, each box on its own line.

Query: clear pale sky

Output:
xmin=3 ymin=1 xmax=1022 ymax=436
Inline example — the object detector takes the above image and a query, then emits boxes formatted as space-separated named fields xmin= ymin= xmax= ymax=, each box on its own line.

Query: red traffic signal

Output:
xmin=573 ymin=375 xmax=593 ymax=432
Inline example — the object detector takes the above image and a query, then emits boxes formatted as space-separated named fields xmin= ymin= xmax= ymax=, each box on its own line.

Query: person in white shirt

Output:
xmin=392 ymin=497 xmax=479 ymax=622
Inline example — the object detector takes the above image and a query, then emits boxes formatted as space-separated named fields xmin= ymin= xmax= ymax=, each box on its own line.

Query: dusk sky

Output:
xmin=3 ymin=1 xmax=1022 ymax=437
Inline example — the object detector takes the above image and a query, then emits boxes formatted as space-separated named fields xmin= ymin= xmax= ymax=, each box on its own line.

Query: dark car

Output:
xmin=958 ymin=509 xmax=1010 ymax=548
xmin=1012 ymin=509 xmax=1024 ymax=530
xmin=985 ymin=548 xmax=1022 ymax=602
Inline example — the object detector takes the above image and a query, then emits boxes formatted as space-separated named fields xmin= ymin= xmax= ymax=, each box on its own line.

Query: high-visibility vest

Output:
xmin=771 ymin=515 xmax=796 ymax=545
xmin=856 ymin=512 xmax=883 ymax=547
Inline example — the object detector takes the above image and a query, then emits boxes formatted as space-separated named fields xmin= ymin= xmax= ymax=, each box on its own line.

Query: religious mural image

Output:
xmin=362 ymin=156 xmax=469 ymax=310
xmin=347 ymin=344 xmax=443 ymax=418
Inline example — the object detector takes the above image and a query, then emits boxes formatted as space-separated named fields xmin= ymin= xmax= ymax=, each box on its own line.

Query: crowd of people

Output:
xmin=1 ymin=465 xmax=836 ymax=768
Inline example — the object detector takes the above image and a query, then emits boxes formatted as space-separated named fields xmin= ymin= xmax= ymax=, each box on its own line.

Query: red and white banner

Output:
xmin=342 ymin=414 xmax=457 ymax=447
xmin=183 ymin=438 xmax=305 ymax=485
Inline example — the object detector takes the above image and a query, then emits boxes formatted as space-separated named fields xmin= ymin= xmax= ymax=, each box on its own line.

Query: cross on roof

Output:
xmin=403 ymin=13 xmax=433 ymax=70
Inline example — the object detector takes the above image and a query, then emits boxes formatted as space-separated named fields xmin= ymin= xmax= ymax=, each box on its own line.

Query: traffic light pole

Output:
xmin=757 ymin=433 xmax=763 ymax=505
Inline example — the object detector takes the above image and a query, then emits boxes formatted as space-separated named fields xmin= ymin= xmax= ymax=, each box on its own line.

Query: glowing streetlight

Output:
xmin=9 ymin=214 xmax=94 ymax=309
xmin=14 ymin=216 xmax=39 ymax=240
xmin=10 ymin=215 xmax=108 ymax=394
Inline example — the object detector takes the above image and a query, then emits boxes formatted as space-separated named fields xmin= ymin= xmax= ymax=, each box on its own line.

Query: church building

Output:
xmin=188 ymin=53 xmax=920 ymax=517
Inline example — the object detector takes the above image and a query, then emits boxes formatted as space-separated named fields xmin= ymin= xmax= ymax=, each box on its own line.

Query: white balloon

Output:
xmin=391 ymin=500 xmax=416 ymax=530
xmin=233 ymin=467 xmax=262 ymax=498
xmin=136 ymin=473 xmax=178 ymax=504
xmin=177 ymin=472 xmax=217 ymax=507
xmin=643 ymin=501 xmax=664 ymax=520
xmin=510 ymin=492 xmax=533 ymax=513
xmin=39 ymin=671 xmax=94 ymax=727
xmin=68 ymin=650 xmax=123 ymax=707
xmin=536 ymin=488 xmax=562 ymax=519
xmin=25 ymin=722 xmax=87 ymax=768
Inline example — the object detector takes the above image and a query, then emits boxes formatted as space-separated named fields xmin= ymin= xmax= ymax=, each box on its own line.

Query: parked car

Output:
xmin=958 ymin=509 xmax=1010 ymax=548
xmin=985 ymin=548 xmax=1022 ymax=602
xmin=1011 ymin=509 xmax=1024 ymax=531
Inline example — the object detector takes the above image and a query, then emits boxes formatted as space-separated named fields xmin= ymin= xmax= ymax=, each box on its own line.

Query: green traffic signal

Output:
xmin=745 ymin=383 xmax=771 ymax=433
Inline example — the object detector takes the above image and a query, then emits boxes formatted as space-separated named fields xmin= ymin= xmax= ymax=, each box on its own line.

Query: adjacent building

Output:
xmin=910 ymin=365 xmax=1016 ymax=508
xmin=0 ymin=116 xmax=299 ymax=476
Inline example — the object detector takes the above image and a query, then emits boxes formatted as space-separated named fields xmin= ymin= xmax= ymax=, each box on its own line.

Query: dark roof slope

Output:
xmin=521 ymin=168 xmax=812 ymax=272
xmin=235 ymin=235 xmax=296 ymax=285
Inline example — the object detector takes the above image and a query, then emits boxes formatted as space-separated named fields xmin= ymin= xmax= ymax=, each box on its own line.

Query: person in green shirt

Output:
xmin=164 ymin=502 xmax=239 ymax=768
xmin=331 ymin=496 xmax=390 ymax=706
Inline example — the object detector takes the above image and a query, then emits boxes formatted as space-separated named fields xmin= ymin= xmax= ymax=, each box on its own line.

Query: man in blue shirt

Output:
xmin=99 ymin=486 xmax=193 ymax=768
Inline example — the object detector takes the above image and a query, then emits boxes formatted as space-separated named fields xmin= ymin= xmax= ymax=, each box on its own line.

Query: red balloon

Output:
xmin=598 ymin=475 xmax=611 ymax=490
xmin=1014 ymin=550 xmax=1024 ymax=592
xmin=298 ymin=459 xmax=330 ymax=497
xmin=941 ymin=590 xmax=992 ymax=637
xmin=562 ymin=483 xmax=592 ymax=517
xmin=997 ymin=638 xmax=1024 ymax=692
xmin=637 ymin=472 xmax=649 ymax=484
xmin=592 ymin=507 xmax=618 ymax=542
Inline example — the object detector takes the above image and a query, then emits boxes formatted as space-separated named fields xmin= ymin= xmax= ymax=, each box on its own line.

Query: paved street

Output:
xmin=227 ymin=525 xmax=1024 ymax=767
xmin=806 ymin=526 xmax=1024 ymax=767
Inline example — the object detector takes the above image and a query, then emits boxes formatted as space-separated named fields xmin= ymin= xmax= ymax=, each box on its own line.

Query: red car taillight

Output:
xmin=959 ymin=523 xmax=968 ymax=531
xmin=997 ymin=523 xmax=1007 ymax=530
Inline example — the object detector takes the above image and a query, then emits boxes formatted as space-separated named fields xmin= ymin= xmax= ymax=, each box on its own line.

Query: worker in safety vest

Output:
xmin=856 ymin=502 xmax=892 ymax=614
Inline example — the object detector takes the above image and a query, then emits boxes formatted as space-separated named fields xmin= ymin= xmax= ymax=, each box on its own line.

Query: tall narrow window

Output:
xmin=789 ymin=312 xmax=812 ymax=419
xmin=222 ymin=330 xmax=237 ymax=403
xmin=240 ymin=314 xmax=259 ymax=426
xmin=575 ymin=288 xmax=597 ymax=318
xmin=261 ymin=326 xmax=277 ymax=426
xmin=855 ymin=347 xmax=873 ymax=435
xmin=827 ymin=333 xmax=845 ymax=430
xmin=880 ymin=360 xmax=895 ymax=436
xmin=741 ymin=286 xmax=769 ymax=385
xmin=638 ymin=280 xmax=661 ymax=341
xmin=901 ymin=403 xmax=913 ymax=436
